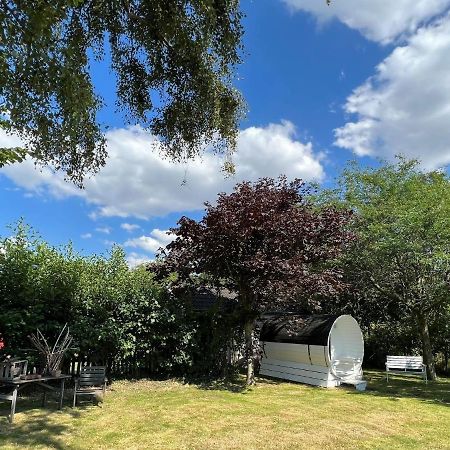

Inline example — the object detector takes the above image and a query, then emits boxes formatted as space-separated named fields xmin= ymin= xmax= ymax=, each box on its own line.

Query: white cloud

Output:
xmin=124 ymin=228 xmax=175 ymax=254
xmin=284 ymin=0 xmax=450 ymax=43
xmin=95 ymin=226 xmax=111 ymax=234
xmin=0 ymin=128 xmax=23 ymax=148
xmin=0 ymin=129 xmax=81 ymax=199
xmin=147 ymin=228 xmax=176 ymax=247
xmin=334 ymin=16 xmax=450 ymax=169
xmin=126 ymin=252 xmax=153 ymax=268
xmin=124 ymin=236 xmax=161 ymax=253
xmin=120 ymin=223 xmax=141 ymax=232
xmin=81 ymin=233 xmax=92 ymax=239
xmin=0 ymin=122 xmax=325 ymax=219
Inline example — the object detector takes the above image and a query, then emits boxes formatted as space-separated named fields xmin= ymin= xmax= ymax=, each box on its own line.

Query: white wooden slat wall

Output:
xmin=260 ymin=342 xmax=338 ymax=387
xmin=262 ymin=342 xmax=329 ymax=367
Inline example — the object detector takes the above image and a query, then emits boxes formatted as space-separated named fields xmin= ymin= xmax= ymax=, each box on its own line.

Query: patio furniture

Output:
xmin=385 ymin=355 xmax=427 ymax=383
xmin=0 ymin=359 xmax=28 ymax=381
xmin=0 ymin=374 xmax=71 ymax=424
xmin=73 ymin=366 xmax=107 ymax=407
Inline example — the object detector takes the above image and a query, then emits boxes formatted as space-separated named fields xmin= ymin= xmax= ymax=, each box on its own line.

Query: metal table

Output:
xmin=0 ymin=374 xmax=71 ymax=423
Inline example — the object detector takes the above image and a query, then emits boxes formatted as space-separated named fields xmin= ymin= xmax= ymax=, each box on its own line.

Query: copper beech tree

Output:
xmin=156 ymin=177 xmax=354 ymax=385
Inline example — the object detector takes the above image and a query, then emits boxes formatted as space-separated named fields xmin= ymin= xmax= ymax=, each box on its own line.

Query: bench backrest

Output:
xmin=386 ymin=355 xmax=423 ymax=370
xmin=78 ymin=366 xmax=106 ymax=387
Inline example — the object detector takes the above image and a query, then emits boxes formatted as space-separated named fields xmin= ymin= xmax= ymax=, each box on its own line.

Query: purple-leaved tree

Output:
xmin=156 ymin=177 xmax=354 ymax=384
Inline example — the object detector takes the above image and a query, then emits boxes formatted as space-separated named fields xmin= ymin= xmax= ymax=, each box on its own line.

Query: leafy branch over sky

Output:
xmin=0 ymin=1 xmax=244 ymax=185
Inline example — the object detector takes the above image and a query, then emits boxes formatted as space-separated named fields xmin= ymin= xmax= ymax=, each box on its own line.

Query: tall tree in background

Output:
xmin=0 ymin=1 xmax=244 ymax=184
xmin=156 ymin=177 xmax=354 ymax=384
xmin=323 ymin=158 xmax=450 ymax=380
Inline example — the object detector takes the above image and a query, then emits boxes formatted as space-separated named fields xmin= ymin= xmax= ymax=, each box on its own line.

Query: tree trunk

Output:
xmin=244 ymin=319 xmax=256 ymax=385
xmin=417 ymin=311 xmax=436 ymax=380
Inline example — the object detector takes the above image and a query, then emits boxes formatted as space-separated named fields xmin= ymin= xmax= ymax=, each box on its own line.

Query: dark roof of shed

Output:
xmin=259 ymin=313 xmax=339 ymax=346
xmin=191 ymin=287 xmax=237 ymax=312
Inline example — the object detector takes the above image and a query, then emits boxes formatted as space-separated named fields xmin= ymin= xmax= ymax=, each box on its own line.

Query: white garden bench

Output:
xmin=385 ymin=355 xmax=427 ymax=383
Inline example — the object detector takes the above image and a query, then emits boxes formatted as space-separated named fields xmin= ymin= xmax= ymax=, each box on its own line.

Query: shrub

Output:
xmin=0 ymin=221 xmax=198 ymax=376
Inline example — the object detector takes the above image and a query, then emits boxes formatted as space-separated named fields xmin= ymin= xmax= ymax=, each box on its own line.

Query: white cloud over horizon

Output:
xmin=334 ymin=15 xmax=450 ymax=169
xmin=125 ymin=251 xmax=153 ymax=268
xmin=124 ymin=228 xmax=175 ymax=254
xmin=0 ymin=121 xmax=325 ymax=219
xmin=284 ymin=0 xmax=450 ymax=44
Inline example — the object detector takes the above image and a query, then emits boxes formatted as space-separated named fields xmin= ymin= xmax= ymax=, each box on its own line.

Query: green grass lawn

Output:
xmin=1 ymin=370 xmax=449 ymax=450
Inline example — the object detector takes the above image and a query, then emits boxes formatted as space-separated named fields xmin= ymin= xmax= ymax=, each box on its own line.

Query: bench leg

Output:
xmin=386 ymin=369 xmax=389 ymax=382
xmin=72 ymin=390 xmax=77 ymax=408
xmin=9 ymin=386 xmax=18 ymax=424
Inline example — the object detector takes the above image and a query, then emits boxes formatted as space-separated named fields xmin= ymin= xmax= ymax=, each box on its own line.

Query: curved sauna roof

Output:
xmin=260 ymin=314 xmax=340 ymax=346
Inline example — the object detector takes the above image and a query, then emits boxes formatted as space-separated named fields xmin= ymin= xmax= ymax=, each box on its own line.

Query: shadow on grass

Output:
xmin=0 ymin=392 xmax=84 ymax=449
xmin=346 ymin=370 xmax=450 ymax=407
xmin=194 ymin=375 xmax=283 ymax=393
xmin=113 ymin=372 xmax=283 ymax=393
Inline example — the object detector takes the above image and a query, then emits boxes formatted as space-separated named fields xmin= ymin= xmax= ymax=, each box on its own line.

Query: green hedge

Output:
xmin=0 ymin=221 xmax=206 ymax=376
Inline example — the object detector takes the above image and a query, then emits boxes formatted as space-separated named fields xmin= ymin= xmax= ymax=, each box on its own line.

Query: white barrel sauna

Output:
xmin=259 ymin=314 xmax=366 ymax=389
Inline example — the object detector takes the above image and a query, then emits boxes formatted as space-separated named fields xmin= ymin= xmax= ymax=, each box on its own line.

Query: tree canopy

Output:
xmin=156 ymin=177 xmax=354 ymax=384
xmin=0 ymin=1 xmax=244 ymax=184
xmin=323 ymin=158 xmax=450 ymax=379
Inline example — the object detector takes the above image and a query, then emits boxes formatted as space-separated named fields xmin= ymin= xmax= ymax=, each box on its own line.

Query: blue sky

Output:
xmin=1 ymin=0 xmax=450 ymax=266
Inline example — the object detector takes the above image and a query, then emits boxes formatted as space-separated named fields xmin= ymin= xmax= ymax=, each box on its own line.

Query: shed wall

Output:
xmin=260 ymin=342 xmax=338 ymax=387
